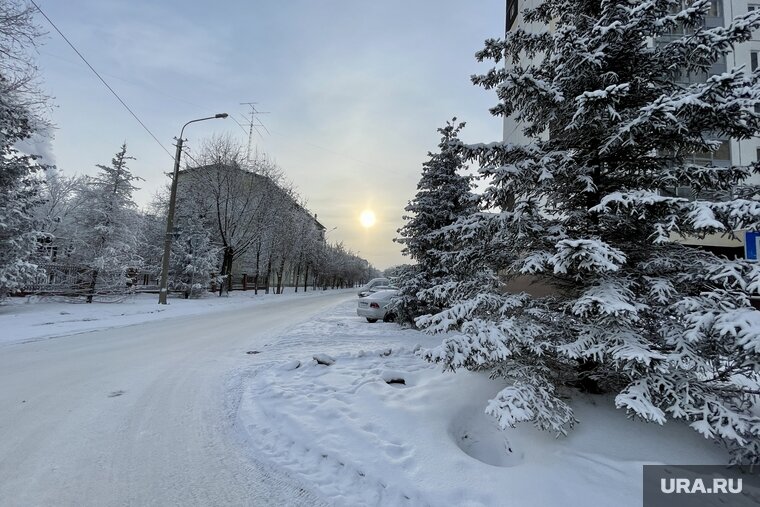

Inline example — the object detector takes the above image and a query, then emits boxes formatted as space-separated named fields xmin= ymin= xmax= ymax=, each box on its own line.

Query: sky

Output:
xmin=31 ymin=0 xmax=505 ymax=269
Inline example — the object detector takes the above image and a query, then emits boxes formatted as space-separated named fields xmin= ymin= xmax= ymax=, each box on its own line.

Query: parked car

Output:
xmin=356 ymin=289 xmax=399 ymax=323
xmin=358 ymin=284 xmax=397 ymax=299
xmin=357 ymin=277 xmax=390 ymax=297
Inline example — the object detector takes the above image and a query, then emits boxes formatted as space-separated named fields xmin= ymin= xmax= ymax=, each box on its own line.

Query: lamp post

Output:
xmin=158 ymin=113 xmax=228 ymax=304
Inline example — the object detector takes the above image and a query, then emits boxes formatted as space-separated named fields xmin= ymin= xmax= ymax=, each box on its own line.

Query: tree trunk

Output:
xmin=276 ymin=257 xmax=286 ymax=294
xmin=294 ymin=261 xmax=301 ymax=293
xmin=218 ymin=254 xmax=226 ymax=297
xmin=264 ymin=256 xmax=272 ymax=294
xmin=219 ymin=246 xmax=233 ymax=296
xmin=303 ymin=264 xmax=309 ymax=292
xmin=86 ymin=268 xmax=98 ymax=303
xmin=254 ymin=244 xmax=261 ymax=295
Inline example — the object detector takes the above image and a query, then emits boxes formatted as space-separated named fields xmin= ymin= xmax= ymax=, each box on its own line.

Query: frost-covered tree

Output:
xmin=178 ymin=135 xmax=290 ymax=295
xmin=393 ymin=120 xmax=477 ymax=324
xmin=34 ymin=170 xmax=86 ymax=239
xmin=0 ymin=77 xmax=45 ymax=298
xmin=168 ymin=216 xmax=219 ymax=298
xmin=0 ymin=0 xmax=48 ymax=299
xmin=69 ymin=144 xmax=143 ymax=301
xmin=0 ymin=0 xmax=44 ymax=100
xmin=421 ymin=0 xmax=760 ymax=463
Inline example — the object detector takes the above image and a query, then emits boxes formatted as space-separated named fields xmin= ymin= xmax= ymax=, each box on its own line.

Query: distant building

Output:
xmin=178 ymin=164 xmax=325 ymax=239
xmin=177 ymin=164 xmax=327 ymax=290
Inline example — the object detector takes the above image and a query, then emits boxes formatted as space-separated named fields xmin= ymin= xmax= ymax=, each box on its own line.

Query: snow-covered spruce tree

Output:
xmin=0 ymin=76 xmax=46 ymax=299
xmin=392 ymin=120 xmax=477 ymax=325
xmin=420 ymin=0 xmax=760 ymax=463
xmin=71 ymin=144 xmax=143 ymax=302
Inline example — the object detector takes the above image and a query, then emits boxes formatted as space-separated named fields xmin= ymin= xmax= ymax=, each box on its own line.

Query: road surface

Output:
xmin=0 ymin=291 xmax=352 ymax=506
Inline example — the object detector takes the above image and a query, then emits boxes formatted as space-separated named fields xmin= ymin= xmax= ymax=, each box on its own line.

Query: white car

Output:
xmin=357 ymin=289 xmax=399 ymax=323
xmin=358 ymin=277 xmax=390 ymax=297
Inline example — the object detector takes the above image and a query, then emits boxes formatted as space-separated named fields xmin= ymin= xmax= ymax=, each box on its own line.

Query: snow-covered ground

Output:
xmin=0 ymin=290 xmax=354 ymax=507
xmin=0 ymin=289 xmax=739 ymax=506
xmin=0 ymin=287 xmax=345 ymax=346
xmin=238 ymin=300 xmax=730 ymax=507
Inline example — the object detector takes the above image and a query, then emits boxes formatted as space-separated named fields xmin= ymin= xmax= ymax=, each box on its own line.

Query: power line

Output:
xmin=34 ymin=15 xmax=390 ymax=174
xmin=39 ymin=43 xmax=382 ymax=173
xmin=181 ymin=143 xmax=201 ymax=167
xmin=30 ymin=0 xmax=174 ymax=160
xmin=41 ymin=49 xmax=216 ymax=114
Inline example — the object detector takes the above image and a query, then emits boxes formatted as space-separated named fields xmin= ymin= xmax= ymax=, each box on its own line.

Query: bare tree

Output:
xmin=0 ymin=0 xmax=48 ymax=115
xmin=177 ymin=134 xmax=289 ymax=294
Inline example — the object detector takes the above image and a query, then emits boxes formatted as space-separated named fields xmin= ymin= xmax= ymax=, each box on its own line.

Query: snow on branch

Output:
xmin=570 ymin=279 xmax=645 ymax=321
xmin=420 ymin=316 xmax=544 ymax=370
xmin=550 ymin=239 xmax=626 ymax=277
xmin=615 ymin=378 xmax=667 ymax=424
xmin=687 ymin=201 xmax=725 ymax=231
xmin=591 ymin=190 xmax=686 ymax=214
xmin=416 ymin=292 xmax=529 ymax=335
xmin=570 ymin=83 xmax=631 ymax=129
xmin=486 ymin=365 xmax=576 ymax=436
xmin=691 ymin=199 xmax=760 ymax=232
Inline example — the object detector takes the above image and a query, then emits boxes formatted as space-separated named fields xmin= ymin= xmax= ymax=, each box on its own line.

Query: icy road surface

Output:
xmin=0 ymin=290 xmax=352 ymax=507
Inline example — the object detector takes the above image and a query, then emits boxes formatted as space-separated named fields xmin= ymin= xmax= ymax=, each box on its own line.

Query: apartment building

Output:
xmin=502 ymin=0 xmax=760 ymax=257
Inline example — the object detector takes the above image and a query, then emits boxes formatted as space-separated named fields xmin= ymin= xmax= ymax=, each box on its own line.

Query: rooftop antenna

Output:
xmin=240 ymin=102 xmax=270 ymax=164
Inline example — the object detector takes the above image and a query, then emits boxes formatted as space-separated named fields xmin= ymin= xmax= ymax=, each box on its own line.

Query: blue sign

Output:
xmin=746 ymin=231 xmax=760 ymax=261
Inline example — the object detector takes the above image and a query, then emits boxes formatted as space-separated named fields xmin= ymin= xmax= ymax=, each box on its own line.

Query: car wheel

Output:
xmin=366 ymin=318 xmax=378 ymax=323
xmin=383 ymin=313 xmax=396 ymax=323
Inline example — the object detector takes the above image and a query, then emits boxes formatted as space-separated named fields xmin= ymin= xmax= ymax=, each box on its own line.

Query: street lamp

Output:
xmin=158 ymin=113 xmax=228 ymax=304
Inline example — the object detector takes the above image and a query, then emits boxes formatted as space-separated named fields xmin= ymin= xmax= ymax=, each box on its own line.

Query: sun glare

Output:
xmin=359 ymin=209 xmax=376 ymax=228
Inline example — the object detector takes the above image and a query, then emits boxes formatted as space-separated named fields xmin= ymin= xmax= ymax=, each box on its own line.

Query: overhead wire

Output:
xmin=32 ymin=4 xmax=388 ymax=173
xmin=30 ymin=0 xmax=174 ymax=160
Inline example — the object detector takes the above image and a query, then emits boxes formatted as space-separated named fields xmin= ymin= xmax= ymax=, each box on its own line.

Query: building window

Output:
xmin=506 ymin=0 xmax=518 ymax=33
xmin=663 ymin=141 xmax=733 ymax=201
xmin=750 ymin=4 xmax=760 ymax=12
xmin=707 ymin=0 xmax=722 ymax=17
xmin=668 ymin=0 xmax=721 ymax=16
xmin=688 ymin=140 xmax=731 ymax=166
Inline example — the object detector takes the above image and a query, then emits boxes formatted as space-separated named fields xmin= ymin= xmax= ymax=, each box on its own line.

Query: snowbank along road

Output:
xmin=0 ymin=290 xmax=352 ymax=507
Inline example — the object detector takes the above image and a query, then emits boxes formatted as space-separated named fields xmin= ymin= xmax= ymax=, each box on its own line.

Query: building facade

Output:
xmin=177 ymin=164 xmax=326 ymax=291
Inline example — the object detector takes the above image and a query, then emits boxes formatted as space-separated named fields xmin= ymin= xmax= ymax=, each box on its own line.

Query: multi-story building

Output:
xmin=176 ymin=164 xmax=326 ymax=291
xmin=503 ymin=0 xmax=760 ymax=258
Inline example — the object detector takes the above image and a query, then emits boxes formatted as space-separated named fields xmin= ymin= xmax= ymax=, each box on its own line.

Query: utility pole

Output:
xmin=158 ymin=136 xmax=184 ymax=305
xmin=240 ymin=102 xmax=270 ymax=164
xmin=158 ymin=114 xmax=228 ymax=305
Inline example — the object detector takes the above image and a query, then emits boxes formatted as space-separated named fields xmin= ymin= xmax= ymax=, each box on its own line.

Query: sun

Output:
xmin=359 ymin=209 xmax=376 ymax=228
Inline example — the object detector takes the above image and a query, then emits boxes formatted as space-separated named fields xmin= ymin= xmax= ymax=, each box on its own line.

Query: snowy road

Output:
xmin=0 ymin=291 xmax=352 ymax=507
